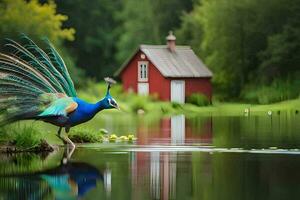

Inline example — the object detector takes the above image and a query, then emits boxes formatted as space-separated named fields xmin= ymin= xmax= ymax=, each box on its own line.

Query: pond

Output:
xmin=1 ymin=112 xmax=300 ymax=199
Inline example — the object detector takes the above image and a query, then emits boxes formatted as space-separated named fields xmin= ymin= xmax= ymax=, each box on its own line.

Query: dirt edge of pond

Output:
xmin=0 ymin=139 xmax=59 ymax=153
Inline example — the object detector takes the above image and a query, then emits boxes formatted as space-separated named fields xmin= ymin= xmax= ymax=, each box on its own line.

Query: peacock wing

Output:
xmin=38 ymin=93 xmax=78 ymax=117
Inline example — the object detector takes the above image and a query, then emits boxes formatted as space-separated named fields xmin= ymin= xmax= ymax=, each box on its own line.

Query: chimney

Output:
xmin=166 ymin=31 xmax=176 ymax=52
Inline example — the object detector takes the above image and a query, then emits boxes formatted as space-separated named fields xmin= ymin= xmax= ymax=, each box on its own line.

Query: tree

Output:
xmin=56 ymin=0 xmax=122 ymax=79
xmin=177 ymin=0 xmax=300 ymax=99
xmin=176 ymin=0 xmax=203 ymax=56
xmin=116 ymin=0 xmax=160 ymax=64
xmin=259 ymin=1 xmax=300 ymax=81
xmin=0 ymin=0 xmax=85 ymax=86
xmin=116 ymin=0 xmax=193 ymax=64
xmin=0 ymin=0 xmax=74 ymax=44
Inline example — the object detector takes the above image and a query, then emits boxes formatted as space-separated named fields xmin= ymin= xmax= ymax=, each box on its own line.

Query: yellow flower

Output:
xmin=127 ymin=134 xmax=137 ymax=141
xmin=119 ymin=136 xmax=129 ymax=141
xmin=109 ymin=134 xmax=117 ymax=142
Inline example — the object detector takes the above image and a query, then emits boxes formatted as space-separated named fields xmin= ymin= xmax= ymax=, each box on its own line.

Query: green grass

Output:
xmin=68 ymin=128 xmax=104 ymax=143
xmin=241 ymin=79 xmax=300 ymax=104
xmin=68 ymin=127 xmax=137 ymax=143
xmin=0 ymin=125 xmax=50 ymax=150
xmin=186 ymin=93 xmax=210 ymax=106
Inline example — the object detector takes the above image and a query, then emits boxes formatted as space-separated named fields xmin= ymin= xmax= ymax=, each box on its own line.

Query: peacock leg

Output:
xmin=64 ymin=126 xmax=75 ymax=160
xmin=57 ymin=127 xmax=67 ymax=144
xmin=57 ymin=127 xmax=62 ymax=136
xmin=58 ymin=126 xmax=75 ymax=164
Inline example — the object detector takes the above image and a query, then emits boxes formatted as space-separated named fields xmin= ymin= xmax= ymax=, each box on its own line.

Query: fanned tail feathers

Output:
xmin=0 ymin=35 xmax=77 ymax=125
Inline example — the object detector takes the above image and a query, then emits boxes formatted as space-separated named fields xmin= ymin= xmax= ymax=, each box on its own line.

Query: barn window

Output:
xmin=138 ymin=61 xmax=148 ymax=82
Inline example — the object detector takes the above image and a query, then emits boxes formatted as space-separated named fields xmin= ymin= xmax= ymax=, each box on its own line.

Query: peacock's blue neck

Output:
xmin=93 ymin=98 xmax=107 ymax=113
xmin=73 ymin=97 xmax=108 ymax=117
xmin=68 ymin=97 xmax=109 ymax=126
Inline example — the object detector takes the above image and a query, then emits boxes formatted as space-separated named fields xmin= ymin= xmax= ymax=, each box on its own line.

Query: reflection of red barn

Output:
xmin=115 ymin=32 xmax=213 ymax=103
xmin=130 ymin=116 xmax=213 ymax=199
xmin=136 ymin=115 xmax=212 ymax=145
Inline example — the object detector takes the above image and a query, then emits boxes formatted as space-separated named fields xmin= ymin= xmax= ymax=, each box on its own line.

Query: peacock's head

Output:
xmin=106 ymin=96 xmax=119 ymax=110
xmin=104 ymin=77 xmax=119 ymax=110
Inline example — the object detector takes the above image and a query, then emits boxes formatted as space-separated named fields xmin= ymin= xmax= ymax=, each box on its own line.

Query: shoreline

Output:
xmin=0 ymin=140 xmax=59 ymax=154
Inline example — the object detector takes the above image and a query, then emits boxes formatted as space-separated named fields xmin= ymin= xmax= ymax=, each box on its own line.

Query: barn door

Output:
xmin=138 ymin=83 xmax=149 ymax=95
xmin=171 ymin=80 xmax=185 ymax=103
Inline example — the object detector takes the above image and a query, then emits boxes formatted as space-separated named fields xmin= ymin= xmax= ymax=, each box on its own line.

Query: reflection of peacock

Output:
xmin=0 ymin=161 xmax=103 ymax=199
xmin=0 ymin=35 xmax=119 ymax=149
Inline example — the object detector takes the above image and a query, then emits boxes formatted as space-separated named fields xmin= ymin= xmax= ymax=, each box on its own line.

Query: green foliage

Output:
xmin=68 ymin=128 xmax=138 ymax=143
xmin=69 ymin=128 xmax=103 ymax=143
xmin=129 ymin=95 xmax=149 ymax=112
xmin=259 ymin=21 xmax=300 ymax=79
xmin=0 ymin=0 xmax=74 ymax=43
xmin=77 ymin=80 xmax=123 ymax=102
xmin=56 ymin=0 xmax=121 ymax=79
xmin=55 ymin=0 xmax=192 ymax=80
xmin=177 ymin=0 xmax=300 ymax=99
xmin=116 ymin=0 xmax=193 ymax=64
xmin=56 ymin=0 xmax=122 ymax=79
xmin=187 ymin=93 xmax=210 ymax=106
xmin=12 ymin=127 xmax=42 ymax=148
xmin=0 ymin=0 xmax=85 ymax=86
xmin=171 ymin=102 xmax=183 ymax=109
xmin=0 ymin=125 xmax=46 ymax=149
xmin=2 ymin=0 xmax=299 ymax=101
xmin=176 ymin=0 xmax=203 ymax=53
xmin=116 ymin=0 xmax=159 ymax=63
xmin=242 ymin=79 xmax=300 ymax=104
xmin=58 ymin=48 xmax=86 ymax=87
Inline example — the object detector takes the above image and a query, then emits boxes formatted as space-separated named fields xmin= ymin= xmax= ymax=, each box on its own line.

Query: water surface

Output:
xmin=1 ymin=113 xmax=300 ymax=199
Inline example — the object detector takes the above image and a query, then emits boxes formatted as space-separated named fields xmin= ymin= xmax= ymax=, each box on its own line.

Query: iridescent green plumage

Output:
xmin=0 ymin=35 xmax=77 ymax=125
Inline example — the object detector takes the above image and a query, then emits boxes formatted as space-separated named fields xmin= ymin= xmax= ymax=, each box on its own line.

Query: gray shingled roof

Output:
xmin=115 ymin=45 xmax=213 ymax=78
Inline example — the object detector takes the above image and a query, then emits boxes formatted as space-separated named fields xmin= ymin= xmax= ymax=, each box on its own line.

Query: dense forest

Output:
xmin=1 ymin=0 xmax=300 ymax=103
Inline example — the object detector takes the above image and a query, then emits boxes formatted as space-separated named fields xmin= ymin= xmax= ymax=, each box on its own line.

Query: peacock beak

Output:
xmin=110 ymin=101 xmax=120 ymax=110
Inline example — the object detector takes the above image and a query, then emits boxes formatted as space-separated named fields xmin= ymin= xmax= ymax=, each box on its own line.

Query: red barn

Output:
xmin=115 ymin=32 xmax=213 ymax=103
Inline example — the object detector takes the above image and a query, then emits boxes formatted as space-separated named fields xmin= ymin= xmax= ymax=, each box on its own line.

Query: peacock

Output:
xmin=0 ymin=35 xmax=119 ymax=150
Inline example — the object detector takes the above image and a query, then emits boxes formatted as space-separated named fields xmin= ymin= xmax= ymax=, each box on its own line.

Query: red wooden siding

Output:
xmin=184 ymin=78 xmax=212 ymax=100
xmin=120 ymin=52 xmax=139 ymax=93
xmin=149 ymin=62 xmax=170 ymax=101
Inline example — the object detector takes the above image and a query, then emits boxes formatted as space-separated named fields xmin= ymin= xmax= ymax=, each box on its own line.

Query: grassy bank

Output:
xmin=0 ymin=125 xmax=55 ymax=152
xmin=78 ymin=81 xmax=300 ymax=117
xmin=0 ymin=122 xmax=137 ymax=151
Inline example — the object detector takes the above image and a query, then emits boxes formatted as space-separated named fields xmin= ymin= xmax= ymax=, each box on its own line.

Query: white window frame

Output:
xmin=138 ymin=61 xmax=148 ymax=82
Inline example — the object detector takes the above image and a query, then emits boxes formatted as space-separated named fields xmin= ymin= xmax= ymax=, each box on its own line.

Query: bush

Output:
xmin=129 ymin=95 xmax=149 ymax=112
xmin=0 ymin=125 xmax=47 ymax=150
xmin=69 ymin=128 xmax=103 ymax=143
xmin=12 ymin=126 xmax=42 ymax=148
xmin=186 ymin=93 xmax=210 ymax=106
xmin=171 ymin=102 xmax=183 ymax=109
xmin=242 ymin=79 xmax=300 ymax=104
